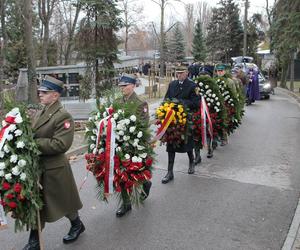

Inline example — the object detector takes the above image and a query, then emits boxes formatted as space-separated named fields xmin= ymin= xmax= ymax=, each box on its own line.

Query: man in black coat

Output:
xmin=162 ymin=66 xmax=200 ymax=184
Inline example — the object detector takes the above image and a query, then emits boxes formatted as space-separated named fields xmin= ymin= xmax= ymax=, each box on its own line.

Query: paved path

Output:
xmin=0 ymin=90 xmax=300 ymax=250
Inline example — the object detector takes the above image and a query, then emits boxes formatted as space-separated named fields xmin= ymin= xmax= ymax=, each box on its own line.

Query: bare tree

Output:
xmin=119 ymin=0 xmax=144 ymax=55
xmin=184 ymin=3 xmax=195 ymax=56
xmin=23 ymin=0 xmax=38 ymax=103
xmin=0 ymin=0 xmax=7 ymax=83
xmin=38 ymin=0 xmax=57 ymax=66
xmin=196 ymin=1 xmax=212 ymax=36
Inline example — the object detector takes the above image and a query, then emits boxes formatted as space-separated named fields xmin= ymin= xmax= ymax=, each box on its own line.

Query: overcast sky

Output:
xmin=138 ymin=0 xmax=275 ymax=25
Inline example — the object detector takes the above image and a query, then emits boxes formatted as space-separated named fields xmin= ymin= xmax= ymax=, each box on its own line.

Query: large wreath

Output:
xmin=216 ymin=77 xmax=243 ymax=134
xmin=0 ymin=105 xmax=42 ymax=231
xmin=193 ymin=76 xmax=227 ymax=146
xmin=155 ymin=99 xmax=190 ymax=147
xmin=85 ymin=101 xmax=154 ymax=205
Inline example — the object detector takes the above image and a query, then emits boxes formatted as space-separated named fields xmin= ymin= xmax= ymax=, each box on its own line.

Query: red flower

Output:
xmin=145 ymin=157 xmax=153 ymax=167
xmin=6 ymin=193 xmax=14 ymax=199
xmin=8 ymin=201 xmax=17 ymax=209
xmin=14 ymin=183 xmax=22 ymax=193
xmin=2 ymin=182 xmax=10 ymax=190
xmin=0 ymin=200 xmax=6 ymax=206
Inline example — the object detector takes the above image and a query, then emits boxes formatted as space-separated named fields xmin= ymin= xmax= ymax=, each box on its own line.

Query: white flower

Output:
xmin=3 ymin=145 xmax=10 ymax=153
xmin=0 ymin=162 xmax=5 ymax=169
xmin=0 ymin=170 xmax=4 ymax=177
xmin=125 ymin=154 xmax=130 ymax=160
xmin=18 ymin=159 xmax=26 ymax=167
xmin=113 ymin=113 xmax=119 ymax=120
xmin=118 ymin=130 xmax=124 ymax=136
xmin=216 ymin=109 xmax=220 ymax=112
xmin=0 ymin=151 xmax=4 ymax=158
xmin=116 ymin=147 xmax=122 ymax=152
xmin=91 ymin=136 xmax=96 ymax=141
xmin=215 ymin=97 xmax=219 ymax=101
xmin=92 ymin=148 xmax=97 ymax=154
xmin=5 ymin=173 xmax=12 ymax=181
xmin=123 ymin=135 xmax=130 ymax=141
xmin=10 ymin=154 xmax=18 ymax=163
xmin=140 ymin=153 xmax=147 ymax=158
xmin=216 ymin=102 xmax=220 ymax=106
xmin=20 ymin=173 xmax=26 ymax=181
xmin=207 ymin=98 xmax=210 ymax=102
xmin=129 ymin=126 xmax=136 ymax=133
xmin=231 ymin=103 xmax=234 ymax=106
xmin=88 ymin=117 xmax=93 ymax=122
xmin=6 ymin=134 xmax=13 ymax=141
xmin=15 ymin=115 xmax=23 ymax=124
xmin=207 ymin=103 xmax=211 ymax=106
xmin=210 ymin=99 xmax=214 ymax=103
xmin=90 ymin=144 xmax=95 ymax=150
xmin=93 ymin=129 xmax=97 ymax=135
xmin=205 ymin=85 xmax=209 ymax=89
xmin=199 ymin=82 xmax=203 ymax=86
xmin=132 ymin=156 xmax=138 ymax=162
xmin=130 ymin=115 xmax=136 ymax=122
xmin=103 ymin=112 xmax=107 ymax=118
xmin=137 ymin=131 xmax=143 ymax=138
xmin=208 ymin=93 xmax=212 ymax=97
xmin=137 ymin=145 xmax=145 ymax=150
xmin=212 ymin=94 xmax=216 ymax=98
xmin=125 ymin=119 xmax=130 ymax=125
xmin=12 ymin=166 xmax=20 ymax=176
xmin=16 ymin=141 xmax=25 ymax=149
xmin=99 ymin=148 xmax=104 ymax=153
xmin=14 ymin=129 xmax=23 ymax=136
xmin=9 ymin=124 xmax=17 ymax=132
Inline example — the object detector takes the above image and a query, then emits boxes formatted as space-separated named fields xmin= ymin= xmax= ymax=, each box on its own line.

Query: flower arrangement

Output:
xmin=155 ymin=99 xmax=189 ymax=147
xmin=193 ymin=76 xmax=227 ymax=145
xmin=216 ymin=77 xmax=242 ymax=134
xmin=0 ymin=105 xmax=42 ymax=232
xmin=85 ymin=101 xmax=154 ymax=205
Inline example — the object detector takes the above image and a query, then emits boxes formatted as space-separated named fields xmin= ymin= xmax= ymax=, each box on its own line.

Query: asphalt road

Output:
xmin=0 ymin=90 xmax=300 ymax=250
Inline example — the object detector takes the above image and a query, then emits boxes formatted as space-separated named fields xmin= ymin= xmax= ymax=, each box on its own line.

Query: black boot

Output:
xmin=141 ymin=181 xmax=152 ymax=201
xmin=22 ymin=230 xmax=40 ymax=250
xmin=187 ymin=151 xmax=195 ymax=174
xmin=63 ymin=217 xmax=85 ymax=244
xmin=194 ymin=149 xmax=202 ymax=165
xmin=212 ymin=140 xmax=218 ymax=150
xmin=207 ymin=148 xmax=213 ymax=158
xmin=116 ymin=204 xmax=132 ymax=217
xmin=162 ymin=152 xmax=175 ymax=184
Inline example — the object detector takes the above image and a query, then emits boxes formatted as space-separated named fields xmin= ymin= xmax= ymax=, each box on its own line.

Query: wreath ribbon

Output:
xmin=151 ymin=109 xmax=175 ymax=143
xmin=0 ymin=116 xmax=16 ymax=151
xmin=200 ymin=96 xmax=213 ymax=147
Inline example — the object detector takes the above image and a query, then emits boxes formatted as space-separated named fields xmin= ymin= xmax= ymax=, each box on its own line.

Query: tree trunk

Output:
xmin=23 ymin=0 xmax=38 ymax=103
xmin=280 ymin=63 xmax=288 ymax=89
xmin=41 ymin=21 xmax=49 ymax=66
xmin=125 ymin=25 xmax=129 ymax=56
xmin=289 ymin=54 xmax=295 ymax=92
xmin=159 ymin=0 xmax=165 ymax=78
xmin=64 ymin=2 xmax=81 ymax=65
xmin=0 ymin=0 xmax=7 ymax=83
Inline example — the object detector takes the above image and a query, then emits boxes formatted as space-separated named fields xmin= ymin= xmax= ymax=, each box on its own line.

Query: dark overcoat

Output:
xmin=33 ymin=101 xmax=82 ymax=223
xmin=165 ymin=78 xmax=199 ymax=152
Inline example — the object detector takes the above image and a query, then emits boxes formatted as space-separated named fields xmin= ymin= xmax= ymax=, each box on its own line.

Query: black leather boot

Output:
xmin=63 ymin=217 xmax=85 ymax=244
xmin=212 ymin=140 xmax=218 ymax=150
xmin=22 ymin=230 xmax=40 ymax=250
xmin=116 ymin=204 xmax=132 ymax=217
xmin=207 ymin=147 xmax=213 ymax=158
xmin=162 ymin=152 xmax=175 ymax=184
xmin=187 ymin=151 xmax=195 ymax=174
xmin=141 ymin=181 xmax=152 ymax=201
xmin=194 ymin=149 xmax=202 ymax=165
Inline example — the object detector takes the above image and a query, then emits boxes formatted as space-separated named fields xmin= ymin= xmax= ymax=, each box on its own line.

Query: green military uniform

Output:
xmin=33 ymin=100 xmax=83 ymax=224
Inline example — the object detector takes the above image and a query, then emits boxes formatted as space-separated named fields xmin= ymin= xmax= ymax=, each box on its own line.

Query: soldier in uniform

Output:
xmin=23 ymin=76 xmax=84 ymax=250
xmin=116 ymin=73 xmax=152 ymax=217
xmin=162 ymin=66 xmax=199 ymax=184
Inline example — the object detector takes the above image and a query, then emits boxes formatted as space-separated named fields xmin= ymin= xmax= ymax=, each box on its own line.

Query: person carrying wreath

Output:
xmin=115 ymin=73 xmax=152 ymax=217
xmin=161 ymin=65 xmax=199 ymax=184
xmin=23 ymin=75 xmax=84 ymax=250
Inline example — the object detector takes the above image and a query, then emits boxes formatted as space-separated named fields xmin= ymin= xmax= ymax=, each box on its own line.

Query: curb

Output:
xmin=277 ymin=87 xmax=300 ymax=104
xmin=282 ymin=197 xmax=300 ymax=250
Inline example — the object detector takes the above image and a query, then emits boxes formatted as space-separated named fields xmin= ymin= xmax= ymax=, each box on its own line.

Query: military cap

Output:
xmin=175 ymin=65 xmax=188 ymax=73
xmin=38 ymin=75 xmax=64 ymax=94
xmin=215 ymin=64 xmax=226 ymax=70
xmin=118 ymin=73 xmax=137 ymax=86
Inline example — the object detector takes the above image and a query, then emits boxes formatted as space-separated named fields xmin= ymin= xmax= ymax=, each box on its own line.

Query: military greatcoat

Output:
xmin=165 ymin=78 xmax=199 ymax=153
xmin=33 ymin=101 xmax=82 ymax=223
